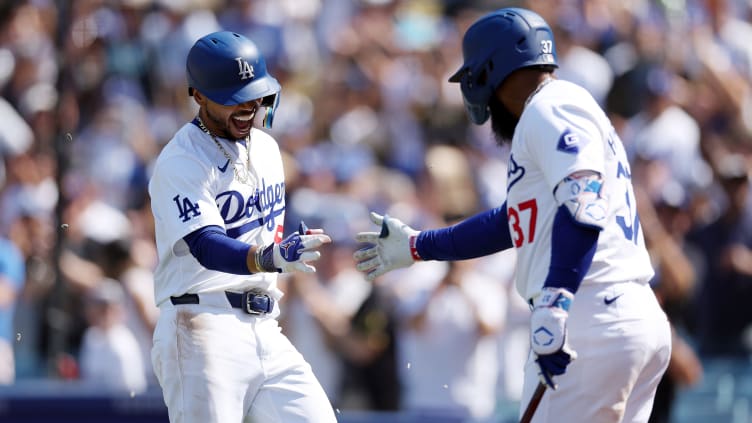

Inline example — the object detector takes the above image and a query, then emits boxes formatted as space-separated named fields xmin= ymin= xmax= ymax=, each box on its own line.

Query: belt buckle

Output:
xmin=243 ymin=290 xmax=268 ymax=315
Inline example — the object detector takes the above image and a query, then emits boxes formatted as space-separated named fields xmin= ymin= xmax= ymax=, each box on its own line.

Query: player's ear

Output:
xmin=191 ymin=89 xmax=207 ymax=107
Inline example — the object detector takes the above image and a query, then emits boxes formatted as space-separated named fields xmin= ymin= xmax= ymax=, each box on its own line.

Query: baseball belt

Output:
xmin=170 ymin=290 xmax=274 ymax=315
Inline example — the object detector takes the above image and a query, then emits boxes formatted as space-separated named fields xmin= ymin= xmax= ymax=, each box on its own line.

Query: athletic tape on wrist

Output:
xmin=537 ymin=287 xmax=573 ymax=311
xmin=256 ymin=244 xmax=279 ymax=273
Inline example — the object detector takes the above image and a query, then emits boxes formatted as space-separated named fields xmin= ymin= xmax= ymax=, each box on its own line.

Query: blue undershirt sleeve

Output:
xmin=183 ymin=225 xmax=253 ymax=275
xmin=416 ymin=203 xmax=513 ymax=261
xmin=543 ymin=205 xmax=601 ymax=294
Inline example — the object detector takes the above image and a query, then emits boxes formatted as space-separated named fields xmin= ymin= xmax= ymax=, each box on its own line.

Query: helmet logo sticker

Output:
xmin=235 ymin=57 xmax=255 ymax=80
xmin=540 ymin=40 xmax=553 ymax=54
xmin=540 ymin=40 xmax=555 ymax=63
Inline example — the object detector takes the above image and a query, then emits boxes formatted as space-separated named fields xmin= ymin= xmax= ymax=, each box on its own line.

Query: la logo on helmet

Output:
xmin=235 ymin=57 xmax=255 ymax=80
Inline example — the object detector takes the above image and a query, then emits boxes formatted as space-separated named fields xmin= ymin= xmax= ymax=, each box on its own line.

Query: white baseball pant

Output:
xmin=152 ymin=300 xmax=337 ymax=423
xmin=520 ymin=280 xmax=671 ymax=423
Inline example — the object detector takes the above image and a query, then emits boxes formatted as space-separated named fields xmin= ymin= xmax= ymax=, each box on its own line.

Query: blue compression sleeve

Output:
xmin=543 ymin=205 xmax=600 ymax=294
xmin=183 ymin=225 xmax=253 ymax=275
xmin=416 ymin=204 xmax=512 ymax=261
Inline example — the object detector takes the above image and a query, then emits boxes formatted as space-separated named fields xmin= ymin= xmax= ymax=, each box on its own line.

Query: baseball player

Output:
xmin=148 ymin=31 xmax=337 ymax=423
xmin=354 ymin=8 xmax=671 ymax=423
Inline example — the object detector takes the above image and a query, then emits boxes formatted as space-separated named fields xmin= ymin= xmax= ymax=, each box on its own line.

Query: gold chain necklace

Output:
xmin=196 ymin=115 xmax=256 ymax=186
xmin=524 ymin=77 xmax=554 ymax=109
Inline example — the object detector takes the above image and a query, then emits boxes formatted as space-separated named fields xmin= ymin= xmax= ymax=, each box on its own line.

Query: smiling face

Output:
xmin=193 ymin=90 xmax=262 ymax=140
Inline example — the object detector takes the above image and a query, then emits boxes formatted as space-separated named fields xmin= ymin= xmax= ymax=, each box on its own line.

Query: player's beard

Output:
xmin=202 ymin=105 xmax=258 ymax=140
xmin=202 ymin=107 xmax=234 ymax=140
xmin=489 ymin=95 xmax=519 ymax=145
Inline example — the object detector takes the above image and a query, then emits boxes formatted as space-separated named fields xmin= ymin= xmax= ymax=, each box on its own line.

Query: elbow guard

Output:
xmin=553 ymin=171 xmax=607 ymax=230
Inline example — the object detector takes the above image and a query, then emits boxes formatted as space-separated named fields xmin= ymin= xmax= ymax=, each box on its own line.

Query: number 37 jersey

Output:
xmin=506 ymin=80 xmax=654 ymax=301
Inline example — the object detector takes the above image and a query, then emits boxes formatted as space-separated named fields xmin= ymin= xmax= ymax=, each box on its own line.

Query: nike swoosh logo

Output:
xmin=604 ymin=294 xmax=623 ymax=305
xmin=218 ymin=159 xmax=230 ymax=173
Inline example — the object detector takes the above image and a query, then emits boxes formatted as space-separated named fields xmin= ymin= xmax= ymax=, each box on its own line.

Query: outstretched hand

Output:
xmin=267 ymin=222 xmax=331 ymax=273
xmin=353 ymin=212 xmax=420 ymax=281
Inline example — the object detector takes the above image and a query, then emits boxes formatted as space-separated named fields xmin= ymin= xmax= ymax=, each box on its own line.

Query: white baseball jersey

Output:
xmin=506 ymin=79 xmax=654 ymax=300
xmin=148 ymin=122 xmax=286 ymax=309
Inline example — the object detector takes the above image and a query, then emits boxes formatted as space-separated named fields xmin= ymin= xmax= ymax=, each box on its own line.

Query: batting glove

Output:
xmin=353 ymin=212 xmax=420 ymax=281
xmin=530 ymin=287 xmax=578 ymax=390
xmin=257 ymin=222 xmax=331 ymax=273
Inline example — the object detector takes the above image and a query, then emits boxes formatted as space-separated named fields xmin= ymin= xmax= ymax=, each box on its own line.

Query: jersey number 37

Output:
xmin=508 ymin=199 xmax=538 ymax=248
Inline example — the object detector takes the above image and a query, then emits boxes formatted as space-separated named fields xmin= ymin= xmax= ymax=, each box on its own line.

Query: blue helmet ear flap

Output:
xmin=463 ymin=98 xmax=491 ymax=125
xmin=451 ymin=58 xmax=496 ymax=124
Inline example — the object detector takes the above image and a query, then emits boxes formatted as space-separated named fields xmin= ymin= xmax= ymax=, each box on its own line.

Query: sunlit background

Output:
xmin=0 ymin=0 xmax=751 ymax=422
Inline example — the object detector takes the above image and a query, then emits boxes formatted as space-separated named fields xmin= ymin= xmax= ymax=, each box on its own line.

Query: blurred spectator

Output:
xmin=338 ymin=275 xmax=402 ymax=411
xmin=58 ymin=198 xmax=158 ymax=384
xmin=701 ymin=0 xmax=752 ymax=80
xmin=685 ymin=153 xmax=752 ymax=357
xmin=280 ymin=245 xmax=373 ymax=406
xmin=622 ymin=65 xmax=713 ymax=197
xmin=97 ymin=238 xmax=158 ymax=384
xmin=475 ymin=249 xmax=529 ymax=406
xmin=4 ymin=190 xmax=56 ymax=380
xmin=282 ymin=221 xmax=401 ymax=411
xmin=78 ymin=278 xmax=147 ymax=394
xmin=0 ymin=96 xmax=33 ymax=165
xmin=636 ymin=185 xmax=703 ymax=423
xmin=0 ymin=149 xmax=57 ymax=238
xmin=552 ymin=10 xmax=614 ymax=107
xmin=396 ymin=259 xmax=505 ymax=422
xmin=0 ymin=1 xmax=748 ymax=421
xmin=687 ymin=2 xmax=752 ymax=140
xmin=422 ymin=145 xmax=479 ymax=220
xmin=0 ymin=237 xmax=25 ymax=384
xmin=284 ymin=269 xmax=403 ymax=412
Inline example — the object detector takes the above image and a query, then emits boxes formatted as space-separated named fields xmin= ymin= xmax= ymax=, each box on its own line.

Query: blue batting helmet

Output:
xmin=187 ymin=31 xmax=281 ymax=128
xmin=448 ymin=8 xmax=557 ymax=125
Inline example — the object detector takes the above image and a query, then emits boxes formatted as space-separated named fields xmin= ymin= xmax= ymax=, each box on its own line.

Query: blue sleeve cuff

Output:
xmin=183 ymin=225 xmax=253 ymax=275
xmin=543 ymin=205 xmax=600 ymax=293
xmin=417 ymin=204 xmax=512 ymax=261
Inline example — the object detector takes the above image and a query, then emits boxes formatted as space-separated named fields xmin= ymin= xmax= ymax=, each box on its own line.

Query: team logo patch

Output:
xmin=557 ymin=129 xmax=582 ymax=154
xmin=533 ymin=327 xmax=555 ymax=347
xmin=173 ymin=194 xmax=201 ymax=222
xmin=235 ymin=57 xmax=254 ymax=80
xmin=507 ymin=154 xmax=526 ymax=190
xmin=279 ymin=235 xmax=303 ymax=261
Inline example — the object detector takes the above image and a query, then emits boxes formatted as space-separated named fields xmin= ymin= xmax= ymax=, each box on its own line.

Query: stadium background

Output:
xmin=1 ymin=0 xmax=752 ymax=422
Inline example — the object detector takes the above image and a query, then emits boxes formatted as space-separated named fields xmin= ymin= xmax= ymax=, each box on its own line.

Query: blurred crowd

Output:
xmin=1 ymin=0 xmax=751 ymax=421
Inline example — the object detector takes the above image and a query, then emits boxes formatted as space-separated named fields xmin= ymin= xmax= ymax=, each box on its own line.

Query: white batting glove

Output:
xmin=353 ymin=212 xmax=420 ymax=281
xmin=257 ymin=222 xmax=331 ymax=273
xmin=530 ymin=287 xmax=578 ymax=390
